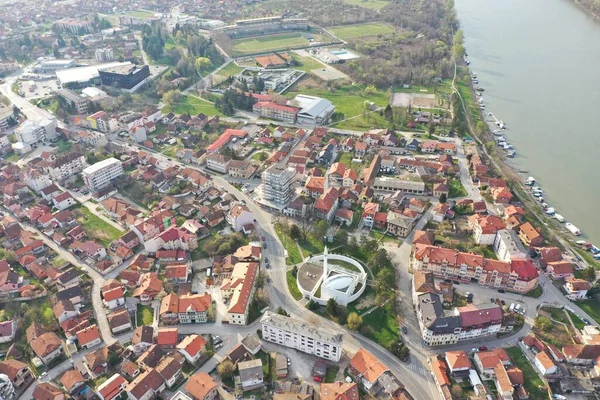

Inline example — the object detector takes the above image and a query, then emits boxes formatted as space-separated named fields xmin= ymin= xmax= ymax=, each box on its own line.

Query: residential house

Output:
xmin=97 ymin=374 xmax=128 ymax=400
xmin=430 ymin=358 xmax=452 ymax=400
xmin=546 ymin=260 xmax=574 ymax=279
xmin=205 ymin=154 xmax=230 ymax=174
xmin=107 ymin=309 xmax=132 ymax=334
xmin=177 ymin=334 xmax=207 ymax=365
xmin=469 ymin=214 xmax=506 ymax=245
xmin=445 ymin=350 xmax=471 ymax=377
xmin=82 ymin=347 xmax=109 ymax=379
xmin=144 ymin=227 xmax=198 ymax=253
xmin=76 ymin=325 xmax=102 ymax=349
xmin=564 ymin=277 xmax=592 ymax=300
xmin=70 ymin=240 xmax=107 ymax=260
xmin=238 ymin=359 xmax=264 ymax=391
xmin=226 ymin=204 xmax=254 ymax=232
xmin=534 ymin=351 xmax=558 ymax=376
xmin=132 ymin=273 xmax=163 ymax=302
xmin=159 ymin=293 xmax=212 ymax=325
xmin=431 ymin=202 xmax=450 ymax=223
xmin=60 ymin=369 xmax=86 ymax=395
xmin=32 ymin=383 xmax=65 ymax=400
xmin=131 ymin=326 xmax=154 ymax=354
xmin=125 ymin=369 xmax=165 ymax=400
xmin=165 ymin=263 xmax=190 ymax=284
xmin=491 ymin=187 xmax=513 ymax=204
xmin=156 ymin=328 xmax=179 ymax=350
xmin=314 ymin=187 xmax=339 ymax=224
xmin=156 ymin=356 xmax=183 ymax=388
xmin=102 ymin=286 xmax=126 ymax=309
xmin=562 ymin=345 xmax=600 ymax=365
xmin=362 ymin=202 xmax=379 ymax=228
xmin=228 ymin=160 xmax=254 ymax=179
xmin=185 ymin=372 xmax=218 ymax=400
xmin=221 ymin=262 xmax=259 ymax=325
xmin=320 ymin=382 xmax=359 ymax=400
xmin=52 ymin=192 xmax=76 ymax=210
xmin=31 ymin=332 xmax=64 ymax=365
xmin=138 ymin=344 xmax=166 ymax=370
xmin=53 ymin=300 xmax=78 ymax=324
xmin=0 ymin=359 xmax=33 ymax=391
xmin=386 ymin=210 xmax=417 ymax=238
xmin=433 ymin=179 xmax=449 ymax=198
xmin=518 ymin=222 xmax=543 ymax=247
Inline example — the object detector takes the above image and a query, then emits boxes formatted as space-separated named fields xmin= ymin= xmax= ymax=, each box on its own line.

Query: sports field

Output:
xmin=329 ymin=23 xmax=395 ymax=40
xmin=343 ymin=0 xmax=390 ymax=10
xmin=231 ymin=33 xmax=310 ymax=55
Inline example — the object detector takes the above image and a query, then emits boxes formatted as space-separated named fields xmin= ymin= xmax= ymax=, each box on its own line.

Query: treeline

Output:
xmin=141 ymin=24 xmax=166 ymax=60
xmin=573 ymin=0 xmax=600 ymax=17
xmin=214 ymin=89 xmax=257 ymax=116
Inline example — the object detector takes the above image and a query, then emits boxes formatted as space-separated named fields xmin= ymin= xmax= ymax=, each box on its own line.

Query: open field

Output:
xmin=161 ymin=95 xmax=223 ymax=116
xmin=575 ymin=300 xmax=600 ymax=325
xmin=125 ymin=10 xmax=154 ymax=18
xmin=137 ymin=304 xmax=154 ymax=326
xmin=359 ymin=301 xmax=399 ymax=350
xmin=329 ymin=23 xmax=395 ymax=40
xmin=231 ymin=33 xmax=311 ymax=55
xmin=215 ymin=62 xmax=244 ymax=78
xmin=342 ymin=0 xmax=390 ymax=10
xmin=290 ymin=53 xmax=325 ymax=73
xmin=287 ymin=269 xmax=303 ymax=300
xmin=74 ymin=206 xmax=122 ymax=248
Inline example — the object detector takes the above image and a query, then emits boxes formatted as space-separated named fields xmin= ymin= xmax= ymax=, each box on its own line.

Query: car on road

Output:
xmin=501 ymin=300 xmax=506 ymax=305
xmin=479 ymin=346 xmax=488 ymax=351
xmin=402 ymin=326 xmax=408 ymax=334
xmin=470 ymin=348 xmax=479 ymax=353
xmin=287 ymin=358 xmax=291 ymax=366
xmin=314 ymin=376 xmax=323 ymax=382
xmin=261 ymin=235 xmax=266 ymax=241
xmin=491 ymin=298 xmax=495 ymax=303
xmin=39 ymin=372 xmax=48 ymax=379
xmin=583 ymin=318 xmax=591 ymax=325
xmin=452 ymin=280 xmax=460 ymax=285
xmin=497 ymin=288 xmax=506 ymax=293
xmin=215 ymin=343 xmax=223 ymax=349
xmin=263 ymin=242 xmax=267 ymax=249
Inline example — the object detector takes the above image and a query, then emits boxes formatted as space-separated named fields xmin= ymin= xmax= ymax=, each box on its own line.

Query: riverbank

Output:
xmin=451 ymin=60 xmax=598 ymax=268
xmin=570 ymin=0 xmax=600 ymax=21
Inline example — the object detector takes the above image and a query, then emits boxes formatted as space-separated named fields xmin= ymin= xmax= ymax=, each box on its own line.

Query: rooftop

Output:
xmin=261 ymin=311 xmax=343 ymax=344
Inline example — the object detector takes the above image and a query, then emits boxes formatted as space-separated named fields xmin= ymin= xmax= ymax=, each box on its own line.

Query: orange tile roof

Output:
xmin=349 ymin=349 xmax=388 ymax=384
xmin=76 ymin=324 xmax=101 ymax=346
xmin=445 ymin=350 xmax=471 ymax=370
xmin=228 ymin=262 xmax=258 ymax=315
xmin=157 ymin=328 xmax=178 ymax=346
xmin=177 ymin=334 xmax=207 ymax=357
xmin=320 ymin=382 xmax=359 ymax=400
xmin=185 ymin=372 xmax=217 ymax=400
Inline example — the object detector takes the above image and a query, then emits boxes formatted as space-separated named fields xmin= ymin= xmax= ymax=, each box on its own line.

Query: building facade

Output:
xmin=262 ymin=163 xmax=296 ymax=206
xmin=82 ymin=158 xmax=124 ymax=190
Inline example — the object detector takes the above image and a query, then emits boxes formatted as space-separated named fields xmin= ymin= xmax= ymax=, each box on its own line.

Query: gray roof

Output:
xmin=418 ymin=293 xmax=461 ymax=334
xmin=241 ymin=334 xmax=261 ymax=352
xmin=238 ymin=359 xmax=263 ymax=381
xmin=56 ymin=285 xmax=83 ymax=302
xmin=293 ymin=95 xmax=335 ymax=119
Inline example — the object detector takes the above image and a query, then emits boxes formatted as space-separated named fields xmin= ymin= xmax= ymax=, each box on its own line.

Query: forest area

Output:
xmin=249 ymin=0 xmax=458 ymax=88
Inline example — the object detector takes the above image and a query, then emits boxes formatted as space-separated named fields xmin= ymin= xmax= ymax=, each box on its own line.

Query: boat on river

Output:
xmin=555 ymin=214 xmax=565 ymax=223
xmin=476 ymin=87 xmax=484 ymax=91
xmin=566 ymin=222 xmax=582 ymax=236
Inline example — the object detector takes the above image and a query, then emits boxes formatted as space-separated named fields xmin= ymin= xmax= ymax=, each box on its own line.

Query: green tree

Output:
xmin=334 ymin=229 xmax=348 ymax=246
xmin=276 ymin=307 xmax=289 ymax=316
xmin=347 ymin=312 xmax=363 ymax=331
xmin=307 ymin=299 xmax=319 ymax=311
xmin=439 ymin=193 xmax=447 ymax=203
xmin=326 ymin=298 xmax=338 ymax=317
xmin=427 ymin=121 xmax=436 ymax=135
xmin=195 ymin=57 xmax=212 ymax=73
xmin=313 ymin=220 xmax=329 ymax=240
xmin=162 ymin=90 xmax=180 ymax=110
xmin=290 ymin=224 xmax=302 ymax=241
xmin=534 ymin=316 xmax=552 ymax=332
xmin=581 ymin=266 xmax=596 ymax=282
xmin=257 ymin=152 xmax=268 ymax=162
xmin=217 ymin=360 xmax=235 ymax=379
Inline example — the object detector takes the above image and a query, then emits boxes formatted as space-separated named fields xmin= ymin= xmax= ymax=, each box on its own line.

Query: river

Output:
xmin=454 ymin=0 xmax=600 ymax=243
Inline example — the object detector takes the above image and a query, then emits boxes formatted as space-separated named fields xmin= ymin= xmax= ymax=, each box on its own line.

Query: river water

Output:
xmin=454 ymin=0 xmax=600 ymax=243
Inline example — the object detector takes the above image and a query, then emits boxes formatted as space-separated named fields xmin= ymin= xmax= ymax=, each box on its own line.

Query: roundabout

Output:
xmin=297 ymin=247 xmax=368 ymax=306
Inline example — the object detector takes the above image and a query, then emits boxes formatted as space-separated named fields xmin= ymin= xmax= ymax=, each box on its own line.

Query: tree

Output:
xmin=534 ymin=316 xmax=552 ymax=332
xmin=314 ymin=220 xmax=329 ymax=240
xmin=581 ymin=266 xmax=596 ymax=282
xmin=383 ymin=104 xmax=393 ymax=122
xmin=427 ymin=121 xmax=436 ymax=135
xmin=217 ymin=360 xmax=235 ymax=379
xmin=195 ymin=57 xmax=212 ymax=73
xmin=347 ymin=312 xmax=363 ymax=331
xmin=162 ymin=90 xmax=180 ymax=110
xmin=307 ymin=299 xmax=319 ymax=311
xmin=451 ymin=384 xmax=463 ymax=398
xmin=289 ymin=224 xmax=303 ymax=241
xmin=439 ymin=193 xmax=447 ymax=203
xmin=276 ymin=307 xmax=290 ymax=317
xmin=334 ymin=229 xmax=348 ymax=246
xmin=326 ymin=298 xmax=338 ymax=317
xmin=257 ymin=152 xmax=268 ymax=162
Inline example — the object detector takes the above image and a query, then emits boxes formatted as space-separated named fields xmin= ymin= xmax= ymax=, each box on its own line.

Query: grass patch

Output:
xmin=290 ymin=53 xmax=325 ymax=73
xmin=74 ymin=206 xmax=122 ymax=247
xmin=506 ymin=347 xmax=548 ymax=399
xmin=3 ymin=152 xmax=20 ymax=163
xmin=216 ymin=62 xmax=244 ymax=78
xmin=324 ymin=366 xmax=339 ymax=383
xmin=125 ymin=10 xmax=154 ymax=18
xmin=575 ymin=300 xmax=600 ymax=325
xmin=274 ymin=224 xmax=302 ymax=265
xmin=523 ymin=285 xmax=543 ymax=298
xmin=342 ymin=0 xmax=390 ymax=9
xmin=161 ymin=95 xmax=223 ymax=116
xmin=359 ymin=301 xmax=399 ymax=350
xmin=329 ymin=23 xmax=395 ymax=40
xmin=137 ymin=304 xmax=154 ymax=326
xmin=338 ymin=151 xmax=363 ymax=174
xmin=568 ymin=311 xmax=586 ymax=330
xmin=449 ymin=178 xmax=468 ymax=198
xmin=541 ymin=306 xmax=569 ymax=324
xmin=286 ymin=269 xmax=303 ymax=301
xmin=231 ymin=32 xmax=311 ymax=55
xmin=252 ymin=151 xmax=269 ymax=161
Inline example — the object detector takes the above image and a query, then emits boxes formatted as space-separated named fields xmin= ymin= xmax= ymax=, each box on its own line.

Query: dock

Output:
xmin=487 ymin=112 xmax=504 ymax=127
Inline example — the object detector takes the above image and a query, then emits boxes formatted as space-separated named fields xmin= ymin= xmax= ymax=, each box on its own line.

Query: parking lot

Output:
xmin=17 ymin=78 xmax=61 ymax=100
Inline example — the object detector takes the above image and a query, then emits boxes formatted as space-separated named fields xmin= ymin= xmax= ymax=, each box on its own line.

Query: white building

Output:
xmin=226 ymin=203 xmax=254 ymax=232
xmin=290 ymin=95 xmax=335 ymax=125
xmin=45 ymin=152 xmax=86 ymax=182
xmin=260 ymin=311 xmax=344 ymax=362
xmin=15 ymin=118 xmax=58 ymax=148
xmin=56 ymin=89 xmax=89 ymax=114
xmin=205 ymin=154 xmax=230 ymax=173
xmin=222 ymin=262 xmax=258 ymax=326
xmin=262 ymin=163 xmax=296 ymax=206
xmin=130 ymin=125 xmax=147 ymax=143
xmin=534 ymin=352 xmax=558 ymax=376
xmin=32 ymin=58 xmax=77 ymax=74
xmin=82 ymin=157 xmax=123 ymax=190
xmin=95 ymin=48 xmax=114 ymax=62
xmin=493 ymin=229 xmax=528 ymax=262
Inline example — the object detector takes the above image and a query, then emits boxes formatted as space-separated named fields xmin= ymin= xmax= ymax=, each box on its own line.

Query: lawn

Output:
xmin=449 ymin=178 xmax=468 ymax=198
xmin=342 ymin=0 xmax=390 ymax=10
xmin=216 ymin=61 xmax=244 ymax=78
xmin=568 ymin=311 xmax=586 ymax=330
xmin=290 ymin=53 xmax=325 ymax=73
xmin=506 ymin=347 xmax=548 ymax=399
xmin=125 ymin=10 xmax=154 ymax=18
xmin=74 ymin=206 xmax=123 ymax=247
xmin=337 ymin=151 xmax=363 ymax=174
xmin=137 ymin=304 xmax=154 ymax=326
xmin=161 ymin=95 xmax=223 ymax=116
xmin=523 ymin=285 xmax=543 ymax=298
xmin=231 ymin=33 xmax=310 ymax=55
xmin=252 ymin=151 xmax=269 ymax=161
xmin=286 ymin=84 xmax=390 ymax=123
xmin=286 ymin=269 xmax=303 ymax=300
xmin=360 ymin=302 xmax=399 ymax=350
xmin=329 ymin=23 xmax=395 ymax=40
xmin=575 ymin=300 xmax=600 ymax=325
xmin=274 ymin=224 xmax=303 ymax=265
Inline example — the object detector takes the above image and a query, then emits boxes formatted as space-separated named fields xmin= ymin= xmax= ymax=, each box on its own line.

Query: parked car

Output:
xmin=479 ymin=346 xmax=488 ymax=351
xmin=402 ymin=326 xmax=408 ymax=334
xmin=497 ymin=288 xmax=506 ymax=293
xmin=314 ymin=376 xmax=323 ymax=383
xmin=470 ymin=348 xmax=479 ymax=353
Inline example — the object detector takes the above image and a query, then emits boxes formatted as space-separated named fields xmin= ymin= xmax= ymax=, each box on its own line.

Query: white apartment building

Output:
xmin=0 ymin=62 xmax=19 ymax=74
xmin=0 ymin=105 xmax=13 ymax=132
xmin=205 ymin=154 xmax=230 ymax=173
xmin=262 ymin=163 xmax=296 ymax=206
xmin=15 ymin=118 xmax=58 ymax=146
xmin=493 ymin=229 xmax=528 ymax=262
xmin=82 ymin=157 xmax=123 ymax=190
xmin=260 ymin=311 xmax=344 ymax=362
xmin=95 ymin=48 xmax=114 ymax=62
xmin=32 ymin=58 xmax=77 ymax=74
xmin=46 ymin=153 xmax=86 ymax=181
xmin=56 ymin=89 xmax=89 ymax=114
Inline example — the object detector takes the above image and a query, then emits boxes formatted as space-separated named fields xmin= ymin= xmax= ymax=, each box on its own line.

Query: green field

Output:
xmin=449 ymin=178 xmax=468 ymax=198
xmin=343 ymin=0 xmax=390 ymax=9
xmin=75 ymin=206 xmax=123 ymax=248
xmin=290 ymin=53 xmax=325 ymax=73
xmin=137 ymin=304 xmax=154 ymax=326
xmin=161 ymin=95 xmax=223 ymax=116
xmin=231 ymin=33 xmax=310 ymax=55
xmin=125 ymin=10 xmax=154 ymax=18
xmin=360 ymin=302 xmax=399 ymax=350
xmin=287 ymin=269 xmax=303 ymax=300
xmin=575 ymin=300 xmax=600 ymax=325
xmin=329 ymin=23 xmax=395 ymax=40
xmin=216 ymin=61 xmax=244 ymax=78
